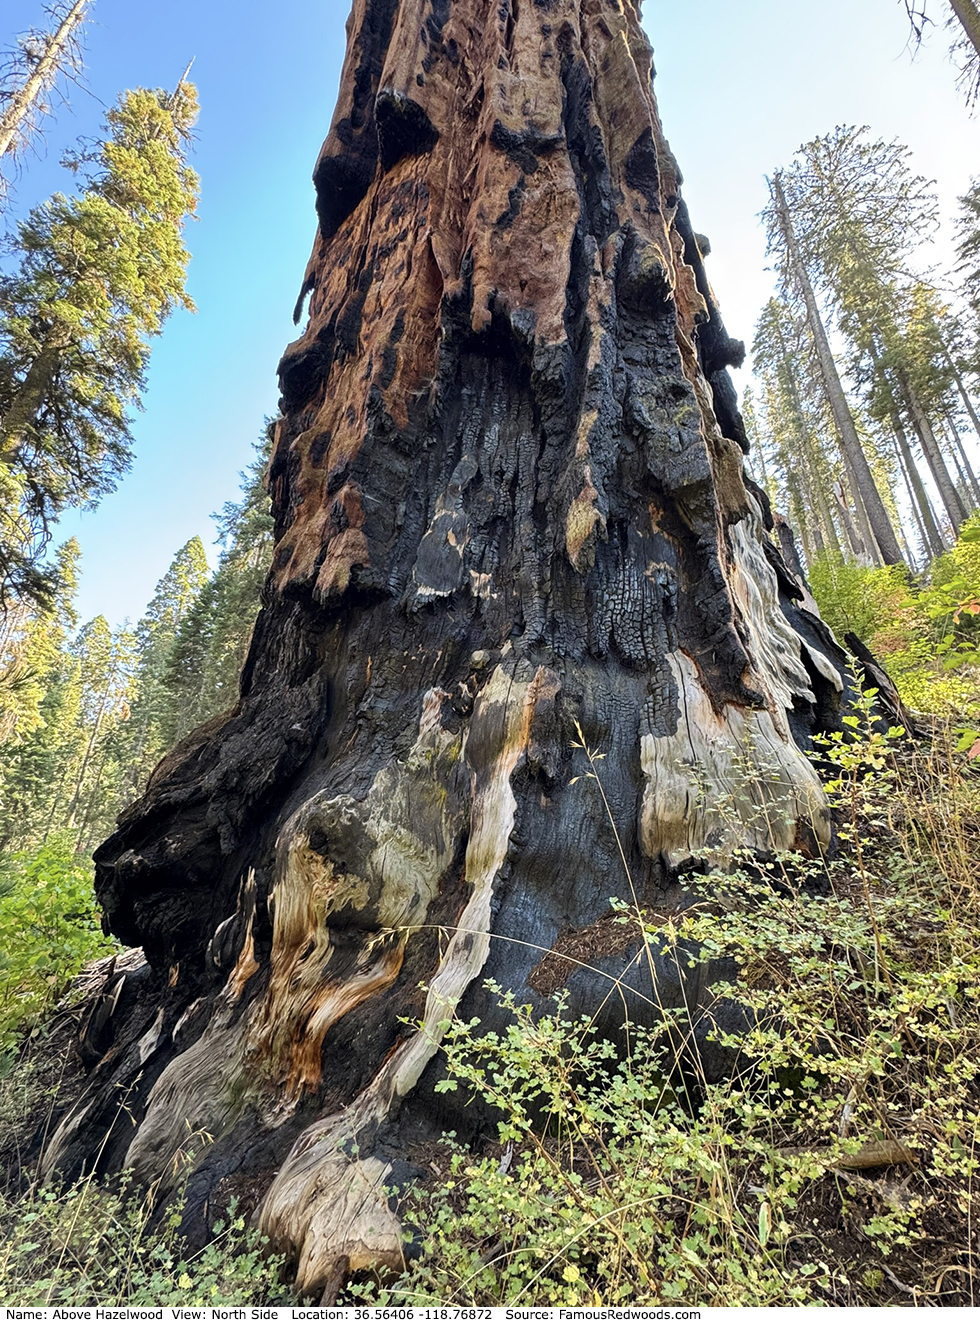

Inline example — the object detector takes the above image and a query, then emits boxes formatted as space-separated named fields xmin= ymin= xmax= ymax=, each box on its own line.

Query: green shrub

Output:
xmin=0 ymin=834 xmax=115 ymax=1053
xmin=0 ymin=1178 xmax=291 ymax=1305
xmin=809 ymin=528 xmax=980 ymax=724
xmin=808 ymin=555 xmax=915 ymax=647
xmin=361 ymin=712 xmax=979 ymax=1307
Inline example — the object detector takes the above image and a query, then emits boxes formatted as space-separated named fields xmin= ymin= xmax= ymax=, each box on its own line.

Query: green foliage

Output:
xmin=120 ymin=536 xmax=209 ymax=793
xmin=0 ymin=1171 xmax=291 ymax=1306
xmin=364 ymin=712 xmax=979 ymax=1307
xmin=162 ymin=427 xmax=274 ymax=741
xmin=957 ymin=176 xmax=980 ymax=321
xmin=0 ymin=80 xmax=199 ymax=607
xmin=808 ymin=554 xmax=915 ymax=644
xmin=0 ymin=424 xmax=270 ymax=856
xmin=0 ymin=537 xmax=78 ymax=748
xmin=0 ymin=835 xmax=112 ymax=1053
xmin=809 ymin=520 xmax=980 ymax=724
xmin=763 ymin=124 xmax=976 ymax=565
xmin=368 ymin=998 xmax=831 ymax=1307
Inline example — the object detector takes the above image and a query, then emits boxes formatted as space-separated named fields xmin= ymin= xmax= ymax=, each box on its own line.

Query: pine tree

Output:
xmin=752 ymin=296 xmax=849 ymax=562
xmin=770 ymin=128 xmax=964 ymax=544
xmin=0 ymin=0 xmax=92 ymax=192
xmin=957 ymin=178 xmax=980 ymax=320
xmin=0 ymin=78 xmax=199 ymax=608
xmin=0 ymin=538 xmax=80 ymax=848
xmin=766 ymin=170 xmax=905 ymax=564
xmin=63 ymin=614 xmax=134 ymax=851
xmin=162 ymin=432 xmax=273 ymax=742
xmin=0 ymin=535 xmax=77 ymax=743
xmin=122 ymin=537 xmax=208 ymax=792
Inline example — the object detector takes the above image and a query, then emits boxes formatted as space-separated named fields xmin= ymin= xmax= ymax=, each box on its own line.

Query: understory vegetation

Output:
xmin=2 ymin=631 xmax=979 ymax=1306
xmin=1 ymin=4 xmax=979 ymax=1309
xmin=349 ymin=696 xmax=979 ymax=1308
xmin=810 ymin=514 xmax=980 ymax=729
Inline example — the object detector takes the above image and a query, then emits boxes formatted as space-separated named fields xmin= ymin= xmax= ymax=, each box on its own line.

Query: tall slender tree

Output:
xmin=770 ymin=128 xmax=965 ymax=542
xmin=162 ymin=431 xmax=274 ymax=743
xmin=752 ymin=297 xmax=846 ymax=561
xmin=122 ymin=537 xmax=209 ymax=794
xmin=0 ymin=78 xmax=199 ymax=608
xmin=766 ymin=171 xmax=904 ymax=564
xmin=0 ymin=0 xmax=92 ymax=192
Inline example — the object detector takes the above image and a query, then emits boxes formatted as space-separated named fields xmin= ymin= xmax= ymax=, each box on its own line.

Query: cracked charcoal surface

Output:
xmin=43 ymin=0 xmax=851 ymax=1293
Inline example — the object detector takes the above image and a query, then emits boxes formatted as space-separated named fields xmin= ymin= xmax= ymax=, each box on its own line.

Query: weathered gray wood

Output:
xmin=43 ymin=0 xmax=851 ymax=1295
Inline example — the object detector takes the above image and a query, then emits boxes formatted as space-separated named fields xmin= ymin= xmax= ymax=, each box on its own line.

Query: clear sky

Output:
xmin=2 ymin=0 xmax=976 ymax=625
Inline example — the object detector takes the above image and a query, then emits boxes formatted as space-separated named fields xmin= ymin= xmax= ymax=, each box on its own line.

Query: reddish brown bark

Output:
xmin=43 ymin=0 xmax=849 ymax=1294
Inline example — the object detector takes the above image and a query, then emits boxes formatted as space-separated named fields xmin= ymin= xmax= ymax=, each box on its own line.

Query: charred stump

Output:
xmin=44 ymin=0 xmax=850 ymax=1294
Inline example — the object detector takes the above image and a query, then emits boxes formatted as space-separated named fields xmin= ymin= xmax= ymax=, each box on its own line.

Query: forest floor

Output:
xmin=0 ymin=709 xmax=978 ymax=1306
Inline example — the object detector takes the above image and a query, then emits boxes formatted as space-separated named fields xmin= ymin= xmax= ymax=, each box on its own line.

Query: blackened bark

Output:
xmin=44 ymin=0 xmax=849 ymax=1293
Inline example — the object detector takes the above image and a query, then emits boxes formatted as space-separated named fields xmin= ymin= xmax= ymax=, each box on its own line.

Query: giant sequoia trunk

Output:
xmin=43 ymin=0 xmax=850 ymax=1295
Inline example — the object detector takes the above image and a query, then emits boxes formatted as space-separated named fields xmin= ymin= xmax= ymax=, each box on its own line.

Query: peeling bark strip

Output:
xmin=45 ymin=0 xmax=850 ymax=1295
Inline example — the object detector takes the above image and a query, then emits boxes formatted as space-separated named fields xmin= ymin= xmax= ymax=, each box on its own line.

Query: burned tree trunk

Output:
xmin=44 ymin=0 xmax=849 ymax=1294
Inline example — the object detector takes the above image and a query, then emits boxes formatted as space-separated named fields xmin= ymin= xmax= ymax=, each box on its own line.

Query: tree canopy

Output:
xmin=0 ymin=79 xmax=199 ymax=610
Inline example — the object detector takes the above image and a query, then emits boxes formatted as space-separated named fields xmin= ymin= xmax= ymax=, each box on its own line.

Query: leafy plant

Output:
xmin=0 ymin=1174 xmax=291 ymax=1305
xmin=0 ymin=833 xmax=114 ymax=1054
xmin=359 ymin=711 xmax=979 ymax=1307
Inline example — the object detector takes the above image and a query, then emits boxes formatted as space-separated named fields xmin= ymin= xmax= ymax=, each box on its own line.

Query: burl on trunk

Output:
xmin=44 ymin=0 xmax=847 ymax=1294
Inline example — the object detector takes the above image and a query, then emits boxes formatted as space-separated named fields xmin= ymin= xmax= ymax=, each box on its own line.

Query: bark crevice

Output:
xmin=44 ymin=0 xmax=850 ymax=1296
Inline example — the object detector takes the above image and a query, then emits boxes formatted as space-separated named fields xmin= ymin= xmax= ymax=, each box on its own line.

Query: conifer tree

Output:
xmin=957 ymin=178 xmax=980 ymax=320
xmin=0 ymin=78 xmax=199 ymax=608
xmin=63 ymin=614 xmax=134 ymax=850
xmin=770 ymin=128 xmax=965 ymax=543
xmin=123 ymin=537 xmax=208 ymax=792
xmin=0 ymin=538 xmax=80 ymax=847
xmin=0 ymin=0 xmax=92 ymax=191
xmin=162 ymin=432 xmax=273 ymax=742
xmin=766 ymin=171 xmax=904 ymax=564
xmin=753 ymin=297 xmax=847 ymax=562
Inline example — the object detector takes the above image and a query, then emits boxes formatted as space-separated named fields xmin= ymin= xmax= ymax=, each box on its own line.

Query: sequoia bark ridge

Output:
xmin=45 ymin=0 xmax=848 ymax=1294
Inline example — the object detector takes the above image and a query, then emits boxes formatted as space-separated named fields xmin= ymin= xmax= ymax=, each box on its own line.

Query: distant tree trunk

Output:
xmin=842 ymin=450 xmax=882 ymax=565
xmin=943 ymin=408 xmax=980 ymax=508
xmin=937 ymin=333 xmax=980 ymax=443
xmin=890 ymin=402 xmax=947 ymax=558
xmin=43 ymin=0 xmax=849 ymax=1295
xmin=0 ymin=0 xmax=90 ymax=167
xmin=892 ymin=427 xmax=943 ymax=560
xmin=802 ymin=436 xmax=844 ymax=558
xmin=835 ymin=479 xmax=869 ymax=559
xmin=868 ymin=345 xmax=947 ymax=558
xmin=65 ymin=677 xmax=112 ymax=828
xmin=896 ymin=368 xmax=966 ymax=531
xmin=769 ymin=174 xmax=904 ymax=566
xmin=769 ymin=320 xmax=843 ymax=559
xmin=949 ymin=0 xmax=980 ymax=58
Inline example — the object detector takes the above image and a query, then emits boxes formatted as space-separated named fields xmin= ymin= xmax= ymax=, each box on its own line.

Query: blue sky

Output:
xmin=3 ymin=0 xmax=976 ymax=624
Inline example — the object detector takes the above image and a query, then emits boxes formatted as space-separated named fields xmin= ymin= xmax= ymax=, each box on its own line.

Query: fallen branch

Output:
xmin=780 ymin=1139 xmax=917 ymax=1170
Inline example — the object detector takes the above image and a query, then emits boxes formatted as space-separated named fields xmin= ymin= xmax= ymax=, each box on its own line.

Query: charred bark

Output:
xmin=44 ymin=0 xmax=850 ymax=1294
